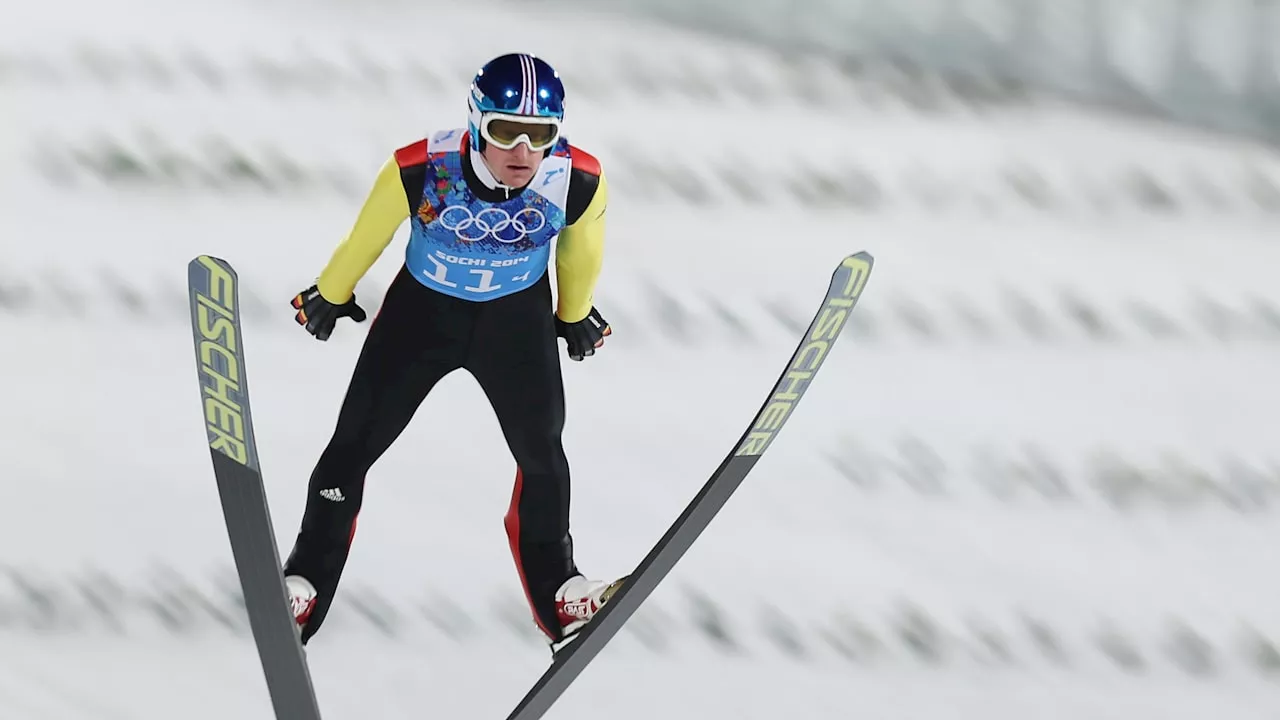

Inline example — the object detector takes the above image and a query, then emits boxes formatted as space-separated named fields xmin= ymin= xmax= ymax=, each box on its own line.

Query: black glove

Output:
xmin=555 ymin=306 xmax=611 ymax=361
xmin=291 ymin=284 xmax=367 ymax=341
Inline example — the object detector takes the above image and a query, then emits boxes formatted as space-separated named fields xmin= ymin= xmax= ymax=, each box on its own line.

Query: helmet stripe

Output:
xmin=515 ymin=55 xmax=524 ymax=113
xmin=527 ymin=55 xmax=537 ymax=114
xmin=521 ymin=54 xmax=535 ymax=114
xmin=517 ymin=54 xmax=528 ymax=114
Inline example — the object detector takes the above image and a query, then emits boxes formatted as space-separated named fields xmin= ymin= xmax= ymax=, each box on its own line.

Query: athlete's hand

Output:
xmin=291 ymin=284 xmax=367 ymax=341
xmin=555 ymin=306 xmax=611 ymax=361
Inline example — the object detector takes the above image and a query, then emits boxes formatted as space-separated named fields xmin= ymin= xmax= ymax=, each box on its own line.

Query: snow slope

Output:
xmin=4 ymin=285 xmax=1279 ymax=719
xmin=3 ymin=337 xmax=1280 ymax=719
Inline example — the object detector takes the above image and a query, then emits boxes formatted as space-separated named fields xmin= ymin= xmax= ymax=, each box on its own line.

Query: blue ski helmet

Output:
xmin=467 ymin=53 xmax=566 ymax=153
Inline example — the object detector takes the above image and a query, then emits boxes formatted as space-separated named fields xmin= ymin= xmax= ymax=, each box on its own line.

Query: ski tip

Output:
xmin=841 ymin=251 xmax=874 ymax=268
xmin=835 ymin=252 xmax=874 ymax=288
xmin=188 ymin=255 xmax=238 ymax=276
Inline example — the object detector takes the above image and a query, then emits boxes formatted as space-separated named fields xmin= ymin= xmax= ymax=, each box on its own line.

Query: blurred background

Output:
xmin=3 ymin=0 xmax=1280 ymax=717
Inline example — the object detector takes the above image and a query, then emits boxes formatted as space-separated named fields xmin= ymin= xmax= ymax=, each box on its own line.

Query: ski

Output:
xmin=187 ymin=255 xmax=324 ymax=720
xmin=505 ymin=251 xmax=875 ymax=720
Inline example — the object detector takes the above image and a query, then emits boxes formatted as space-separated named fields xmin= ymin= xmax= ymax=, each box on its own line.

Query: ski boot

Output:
xmin=549 ymin=574 xmax=627 ymax=655
xmin=285 ymin=575 xmax=318 ymax=637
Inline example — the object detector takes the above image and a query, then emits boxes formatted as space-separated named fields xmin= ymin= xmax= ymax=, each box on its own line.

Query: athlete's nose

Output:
xmin=510 ymin=142 xmax=536 ymax=163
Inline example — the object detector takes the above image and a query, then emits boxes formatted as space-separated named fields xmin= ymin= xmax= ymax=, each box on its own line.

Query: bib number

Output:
xmin=422 ymin=251 xmax=534 ymax=295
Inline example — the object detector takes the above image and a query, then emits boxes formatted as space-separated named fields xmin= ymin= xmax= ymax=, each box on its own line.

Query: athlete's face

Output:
xmin=482 ymin=141 xmax=540 ymax=187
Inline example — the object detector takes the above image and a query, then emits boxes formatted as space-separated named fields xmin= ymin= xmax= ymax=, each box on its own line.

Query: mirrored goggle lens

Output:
xmin=484 ymin=117 xmax=559 ymax=149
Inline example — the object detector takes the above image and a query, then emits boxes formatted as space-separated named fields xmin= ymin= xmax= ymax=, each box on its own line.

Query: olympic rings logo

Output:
xmin=437 ymin=205 xmax=546 ymax=243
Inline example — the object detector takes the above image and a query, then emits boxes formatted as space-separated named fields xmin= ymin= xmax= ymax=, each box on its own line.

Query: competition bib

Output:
xmin=403 ymin=128 xmax=572 ymax=301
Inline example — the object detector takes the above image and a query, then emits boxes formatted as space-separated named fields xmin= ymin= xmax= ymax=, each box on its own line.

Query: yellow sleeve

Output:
xmin=315 ymin=155 xmax=411 ymax=303
xmin=554 ymin=168 xmax=608 ymax=323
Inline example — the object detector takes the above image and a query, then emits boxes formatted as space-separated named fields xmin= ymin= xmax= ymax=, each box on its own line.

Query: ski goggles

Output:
xmin=479 ymin=113 xmax=561 ymax=151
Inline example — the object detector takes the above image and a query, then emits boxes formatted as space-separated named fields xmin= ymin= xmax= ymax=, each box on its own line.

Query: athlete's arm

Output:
xmin=314 ymin=154 xmax=412 ymax=303
xmin=555 ymin=149 xmax=608 ymax=323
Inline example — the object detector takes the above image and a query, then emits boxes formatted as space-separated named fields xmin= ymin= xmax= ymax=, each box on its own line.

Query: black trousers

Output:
xmin=283 ymin=265 xmax=579 ymax=643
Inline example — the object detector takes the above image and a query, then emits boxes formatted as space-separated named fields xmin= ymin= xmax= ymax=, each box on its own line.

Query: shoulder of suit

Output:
xmin=393 ymin=128 xmax=469 ymax=169
xmin=394 ymin=139 xmax=429 ymax=168
xmin=568 ymin=144 xmax=602 ymax=177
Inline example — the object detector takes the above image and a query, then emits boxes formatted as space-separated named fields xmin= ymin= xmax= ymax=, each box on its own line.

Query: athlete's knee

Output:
xmin=319 ymin=404 xmax=405 ymax=473
xmin=311 ymin=440 xmax=372 ymax=483
xmin=514 ymin=451 xmax=568 ymax=481
xmin=505 ymin=424 xmax=567 ymax=475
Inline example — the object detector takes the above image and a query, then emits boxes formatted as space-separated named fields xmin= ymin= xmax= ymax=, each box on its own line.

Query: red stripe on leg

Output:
xmin=505 ymin=467 xmax=557 ymax=640
xmin=347 ymin=473 xmax=367 ymax=546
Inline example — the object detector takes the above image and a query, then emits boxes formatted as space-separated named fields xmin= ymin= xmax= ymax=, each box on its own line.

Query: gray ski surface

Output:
xmin=188 ymin=255 xmax=323 ymax=720
xmin=505 ymin=251 xmax=875 ymax=720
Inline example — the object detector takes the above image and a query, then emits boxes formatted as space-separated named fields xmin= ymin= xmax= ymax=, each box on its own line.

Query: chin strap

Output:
xmin=470 ymin=146 xmax=516 ymax=198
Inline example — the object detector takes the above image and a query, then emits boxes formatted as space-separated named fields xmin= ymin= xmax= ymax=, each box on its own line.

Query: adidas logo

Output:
xmin=319 ymin=488 xmax=345 ymax=502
